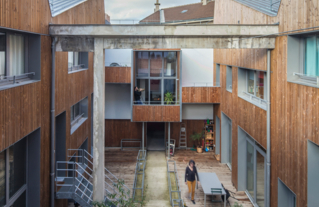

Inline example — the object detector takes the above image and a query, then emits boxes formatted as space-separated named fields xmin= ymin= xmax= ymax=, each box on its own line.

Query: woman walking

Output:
xmin=185 ymin=160 xmax=199 ymax=204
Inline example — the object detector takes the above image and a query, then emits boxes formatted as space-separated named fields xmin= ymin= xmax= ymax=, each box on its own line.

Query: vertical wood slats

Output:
xmin=105 ymin=67 xmax=131 ymax=83
xmin=182 ymin=87 xmax=221 ymax=103
xmin=132 ymin=105 xmax=180 ymax=122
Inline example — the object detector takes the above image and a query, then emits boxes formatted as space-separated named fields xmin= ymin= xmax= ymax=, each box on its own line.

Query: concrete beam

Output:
xmin=49 ymin=24 xmax=278 ymax=37
xmin=93 ymin=38 xmax=105 ymax=202
xmin=54 ymin=36 xmax=275 ymax=51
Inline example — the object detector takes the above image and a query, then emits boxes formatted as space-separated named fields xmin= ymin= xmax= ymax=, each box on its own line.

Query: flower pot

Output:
xmin=197 ymin=147 xmax=203 ymax=153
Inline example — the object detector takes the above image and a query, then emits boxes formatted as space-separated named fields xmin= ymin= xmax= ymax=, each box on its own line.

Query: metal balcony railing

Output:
xmin=0 ymin=72 xmax=35 ymax=84
xmin=167 ymin=160 xmax=184 ymax=207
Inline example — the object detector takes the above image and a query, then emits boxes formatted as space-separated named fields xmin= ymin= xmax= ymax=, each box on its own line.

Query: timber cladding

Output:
xmin=105 ymin=67 xmax=131 ymax=83
xmin=182 ymin=87 xmax=220 ymax=103
xmin=0 ymin=0 xmax=105 ymax=34
xmin=214 ymin=50 xmax=267 ymax=190
xmin=132 ymin=105 xmax=180 ymax=122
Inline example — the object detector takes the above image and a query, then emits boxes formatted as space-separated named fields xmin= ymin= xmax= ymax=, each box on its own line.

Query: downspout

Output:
xmin=266 ymin=49 xmax=271 ymax=207
xmin=51 ymin=37 xmax=57 ymax=207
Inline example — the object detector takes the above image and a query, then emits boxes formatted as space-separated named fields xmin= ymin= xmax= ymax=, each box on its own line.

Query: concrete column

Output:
xmin=142 ymin=122 xmax=144 ymax=151
xmin=93 ymin=38 xmax=105 ymax=202
xmin=168 ymin=122 xmax=170 ymax=159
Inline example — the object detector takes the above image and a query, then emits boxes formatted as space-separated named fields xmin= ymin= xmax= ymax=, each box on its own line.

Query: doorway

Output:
xmin=147 ymin=122 xmax=165 ymax=151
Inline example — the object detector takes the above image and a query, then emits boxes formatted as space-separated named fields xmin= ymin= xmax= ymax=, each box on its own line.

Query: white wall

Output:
xmin=105 ymin=84 xmax=131 ymax=119
xmin=182 ymin=104 xmax=214 ymax=120
xmin=181 ymin=49 xmax=214 ymax=87
xmin=105 ymin=49 xmax=132 ymax=67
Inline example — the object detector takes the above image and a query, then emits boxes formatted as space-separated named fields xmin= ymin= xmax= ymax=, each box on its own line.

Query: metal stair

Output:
xmin=179 ymin=123 xmax=187 ymax=149
xmin=56 ymin=149 xmax=130 ymax=206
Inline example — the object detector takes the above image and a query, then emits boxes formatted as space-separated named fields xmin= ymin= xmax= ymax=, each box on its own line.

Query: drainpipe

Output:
xmin=266 ymin=49 xmax=271 ymax=207
xmin=51 ymin=37 xmax=57 ymax=207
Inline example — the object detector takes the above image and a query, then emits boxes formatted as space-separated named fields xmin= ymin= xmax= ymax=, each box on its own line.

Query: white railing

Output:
xmin=105 ymin=62 xmax=131 ymax=67
xmin=293 ymin=72 xmax=319 ymax=86
xmin=242 ymin=91 xmax=267 ymax=105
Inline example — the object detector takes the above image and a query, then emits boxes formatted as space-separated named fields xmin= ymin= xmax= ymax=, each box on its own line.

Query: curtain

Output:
xmin=8 ymin=34 xmax=24 ymax=76
xmin=305 ymin=36 xmax=318 ymax=76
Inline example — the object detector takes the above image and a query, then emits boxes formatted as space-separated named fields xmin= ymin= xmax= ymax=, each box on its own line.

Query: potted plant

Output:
xmin=164 ymin=91 xmax=174 ymax=105
xmin=190 ymin=130 xmax=204 ymax=153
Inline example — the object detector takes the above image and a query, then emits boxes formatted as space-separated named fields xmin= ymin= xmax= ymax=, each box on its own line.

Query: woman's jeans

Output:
xmin=187 ymin=180 xmax=196 ymax=200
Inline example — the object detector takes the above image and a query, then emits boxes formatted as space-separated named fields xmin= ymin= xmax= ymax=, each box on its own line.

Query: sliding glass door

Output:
xmin=246 ymin=138 xmax=266 ymax=207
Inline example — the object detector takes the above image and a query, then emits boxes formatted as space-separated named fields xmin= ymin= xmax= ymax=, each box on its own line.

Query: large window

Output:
xmin=0 ymin=139 xmax=27 ymax=207
xmin=226 ymin=66 xmax=232 ymax=92
xmin=71 ymin=97 xmax=88 ymax=134
xmin=304 ymin=36 xmax=319 ymax=76
xmin=68 ymin=52 xmax=88 ymax=73
xmin=238 ymin=68 xmax=267 ymax=109
xmin=215 ymin=64 xmax=220 ymax=86
xmin=135 ymin=51 xmax=179 ymax=105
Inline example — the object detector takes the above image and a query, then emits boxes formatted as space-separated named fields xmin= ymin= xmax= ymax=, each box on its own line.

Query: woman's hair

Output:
xmin=189 ymin=160 xmax=195 ymax=166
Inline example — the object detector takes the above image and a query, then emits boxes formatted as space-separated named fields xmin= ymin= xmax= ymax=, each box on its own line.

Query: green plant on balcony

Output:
xmin=164 ymin=92 xmax=174 ymax=105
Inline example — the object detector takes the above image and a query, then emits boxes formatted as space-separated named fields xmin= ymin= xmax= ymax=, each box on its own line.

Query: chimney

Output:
xmin=202 ymin=0 xmax=207 ymax=5
xmin=154 ymin=0 xmax=160 ymax=12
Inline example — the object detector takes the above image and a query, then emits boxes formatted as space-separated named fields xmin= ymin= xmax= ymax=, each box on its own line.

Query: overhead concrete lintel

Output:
xmin=49 ymin=24 xmax=279 ymax=37
xmin=54 ymin=36 xmax=276 ymax=51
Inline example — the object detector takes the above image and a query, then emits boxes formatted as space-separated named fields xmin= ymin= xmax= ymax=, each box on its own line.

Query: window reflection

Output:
xmin=150 ymin=80 xmax=161 ymax=105
xmin=150 ymin=52 xmax=162 ymax=77
xmin=256 ymin=72 xmax=264 ymax=99
xmin=247 ymin=70 xmax=255 ymax=95
xmin=0 ymin=151 xmax=5 ymax=206
xmin=164 ymin=52 xmax=176 ymax=77
xmin=164 ymin=79 xmax=176 ymax=104
xmin=246 ymin=141 xmax=254 ymax=199
xmin=136 ymin=52 xmax=149 ymax=77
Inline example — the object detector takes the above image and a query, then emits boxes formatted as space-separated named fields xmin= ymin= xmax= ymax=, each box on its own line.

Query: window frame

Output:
xmin=0 ymin=31 xmax=30 ymax=85
xmin=70 ymin=97 xmax=88 ymax=134
xmin=135 ymin=51 xmax=179 ymax=105
xmin=68 ymin=51 xmax=88 ymax=73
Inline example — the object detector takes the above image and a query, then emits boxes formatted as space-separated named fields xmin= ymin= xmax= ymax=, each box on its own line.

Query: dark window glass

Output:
xmin=11 ymin=190 xmax=26 ymax=207
xmin=150 ymin=52 xmax=162 ymax=77
xmin=150 ymin=80 xmax=161 ymax=105
xmin=164 ymin=79 xmax=176 ymax=104
xmin=136 ymin=79 xmax=149 ymax=104
xmin=0 ymin=151 xmax=5 ymax=206
xmin=136 ymin=52 xmax=149 ymax=77
xmin=9 ymin=139 xmax=26 ymax=198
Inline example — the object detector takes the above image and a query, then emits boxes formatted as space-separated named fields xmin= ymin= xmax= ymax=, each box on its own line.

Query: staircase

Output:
xmin=179 ymin=123 xmax=187 ymax=149
xmin=56 ymin=149 xmax=130 ymax=207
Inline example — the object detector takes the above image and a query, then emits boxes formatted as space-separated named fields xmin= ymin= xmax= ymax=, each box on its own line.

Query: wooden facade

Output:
xmin=0 ymin=0 xmax=104 ymax=206
xmin=105 ymin=67 xmax=131 ymax=84
xmin=182 ymin=87 xmax=220 ymax=103
xmin=213 ymin=0 xmax=319 ymax=206
xmin=132 ymin=105 xmax=180 ymax=122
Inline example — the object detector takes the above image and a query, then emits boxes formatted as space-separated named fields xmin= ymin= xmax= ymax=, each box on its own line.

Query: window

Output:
xmin=221 ymin=112 xmax=232 ymax=169
xmin=308 ymin=140 xmax=319 ymax=207
xmin=278 ymin=179 xmax=296 ymax=207
xmin=226 ymin=66 xmax=232 ymax=92
xmin=238 ymin=68 xmax=267 ymax=109
xmin=71 ymin=97 xmax=88 ymax=134
xmin=68 ymin=51 xmax=88 ymax=73
xmin=215 ymin=64 xmax=220 ymax=86
xmin=0 ymin=138 xmax=27 ymax=206
xmin=287 ymin=34 xmax=319 ymax=87
xmin=0 ymin=30 xmax=40 ymax=88
xmin=135 ymin=51 xmax=179 ymax=105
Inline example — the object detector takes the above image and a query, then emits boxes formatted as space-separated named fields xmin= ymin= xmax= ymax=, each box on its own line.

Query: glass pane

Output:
xmin=11 ymin=190 xmax=26 ymax=207
xmin=71 ymin=106 xmax=74 ymax=121
xmin=136 ymin=52 xmax=149 ymax=77
xmin=68 ymin=52 xmax=74 ymax=70
xmin=74 ymin=103 xmax=80 ymax=117
xmin=164 ymin=79 xmax=176 ymax=105
xmin=150 ymin=80 xmax=161 ymax=105
xmin=150 ymin=52 xmax=162 ymax=77
xmin=0 ymin=151 xmax=5 ymax=206
xmin=74 ymin=52 xmax=79 ymax=66
xmin=226 ymin=66 xmax=232 ymax=90
xmin=305 ymin=36 xmax=318 ymax=76
xmin=9 ymin=138 xmax=26 ymax=198
xmin=216 ymin=64 xmax=220 ymax=86
xmin=8 ymin=34 xmax=24 ymax=76
xmin=256 ymin=72 xmax=265 ymax=99
xmin=256 ymin=151 xmax=265 ymax=207
xmin=0 ymin=33 xmax=5 ymax=78
xmin=136 ymin=79 xmax=149 ymax=104
xmin=164 ymin=52 xmax=176 ymax=77
xmin=246 ymin=141 xmax=254 ymax=199
xmin=247 ymin=70 xmax=255 ymax=95
xmin=229 ymin=123 xmax=232 ymax=165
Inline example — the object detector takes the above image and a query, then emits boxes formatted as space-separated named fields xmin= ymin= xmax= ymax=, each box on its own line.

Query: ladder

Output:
xmin=179 ymin=123 xmax=187 ymax=149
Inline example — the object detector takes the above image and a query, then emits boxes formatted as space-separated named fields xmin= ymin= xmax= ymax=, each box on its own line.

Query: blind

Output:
xmin=305 ymin=36 xmax=318 ymax=76
xmin=8 ymin=34 xmax=24 ymax=76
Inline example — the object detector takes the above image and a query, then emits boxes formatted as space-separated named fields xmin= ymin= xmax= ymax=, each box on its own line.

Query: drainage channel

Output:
xmin=167 ymin=160 xmax=184 ymax=207
xmin=133 ymin=150 xmax=147 ymax=202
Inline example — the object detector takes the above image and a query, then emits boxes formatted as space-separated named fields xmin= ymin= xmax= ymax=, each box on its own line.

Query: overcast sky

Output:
xmin=105 ymin=0 xmax=201 ymax=21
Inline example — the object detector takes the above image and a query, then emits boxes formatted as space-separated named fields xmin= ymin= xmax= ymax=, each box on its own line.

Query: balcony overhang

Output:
xmin=49 ymin=24 xmax=278 ymax=50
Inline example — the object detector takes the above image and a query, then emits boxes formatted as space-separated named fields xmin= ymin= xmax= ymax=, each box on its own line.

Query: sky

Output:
xmin=105 ymin=0 xmax=201 ymax=21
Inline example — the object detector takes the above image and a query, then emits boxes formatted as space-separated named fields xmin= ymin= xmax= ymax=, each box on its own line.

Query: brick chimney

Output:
xmin=154 ymin=0 xmax=160 ymax=12
xmin=202 ymin=0 xmax=207 ymax=5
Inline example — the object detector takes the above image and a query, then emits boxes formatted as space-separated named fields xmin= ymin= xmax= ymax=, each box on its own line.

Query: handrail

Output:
xmin=71 ymin=113 xmax=85 ymax=126
xmin=132 ymin=150 xmax=147 ymax=202
xmin=68 ymin=64 xmax=86 ymax=72
xmin=167 ymin=160 xmax=184 ymax=207
xmin=293 ymin=72 xmax=319 ymax=85
xmin=121 ymin=139 xmax=142 ymax=151
xmin=0 ymin=72 xmax=35 ymax=84
xmin=242 ymin=91 xmax=267 ymax=104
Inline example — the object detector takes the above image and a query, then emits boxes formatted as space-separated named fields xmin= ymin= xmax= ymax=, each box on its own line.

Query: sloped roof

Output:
xmin=140 ymin=1 xmax=214 ymax=23
xmin=48 ymin=0 xmax=87 ymax=17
